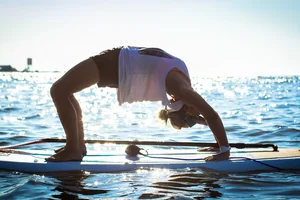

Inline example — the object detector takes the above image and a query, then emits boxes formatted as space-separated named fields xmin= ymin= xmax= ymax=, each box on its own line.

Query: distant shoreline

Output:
xmin=0 ymin=70 xmax=61 ymax=73
xmin=0 ymin=65 xmax=61 ymax=73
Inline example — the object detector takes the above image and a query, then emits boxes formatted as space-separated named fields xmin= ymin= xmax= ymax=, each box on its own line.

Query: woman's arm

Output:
xmin=166 ymin=71 xmax=230 ymax=161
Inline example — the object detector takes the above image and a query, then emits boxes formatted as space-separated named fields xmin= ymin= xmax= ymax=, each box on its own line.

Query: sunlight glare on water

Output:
xmin=0 ymin=73 xmax=299 ymax=199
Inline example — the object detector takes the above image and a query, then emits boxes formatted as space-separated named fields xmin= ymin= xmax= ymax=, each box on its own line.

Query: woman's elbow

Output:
xmin=203 ymin=110 xmax=220 ymax=122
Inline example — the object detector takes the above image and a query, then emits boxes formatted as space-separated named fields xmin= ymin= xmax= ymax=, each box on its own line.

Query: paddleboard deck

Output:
xmin=0 ymin=148 xmax=299 ymax=173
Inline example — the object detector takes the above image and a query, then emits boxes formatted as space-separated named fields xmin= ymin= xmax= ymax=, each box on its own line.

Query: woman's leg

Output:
xmin=54 ymin=95 xmax=87 ymax=155
xmin=46 ymin=58 xmax=99 ymax=162
xmin=70 ymin=95 xmax=87 ymax=154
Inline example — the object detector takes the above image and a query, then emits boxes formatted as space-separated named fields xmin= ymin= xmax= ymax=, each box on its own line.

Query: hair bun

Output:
xmin=158 ymin=109 xmax=168 ymax=125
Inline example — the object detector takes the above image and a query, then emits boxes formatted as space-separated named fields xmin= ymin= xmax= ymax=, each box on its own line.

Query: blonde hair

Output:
xmin=158 ymin=108 xmax=188 ymax=130
xmin=158 ymin=109 xmax=168 ymax=125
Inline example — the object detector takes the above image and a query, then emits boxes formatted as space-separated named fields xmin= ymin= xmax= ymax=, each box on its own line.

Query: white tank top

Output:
xmin=117 ymin=46 xmax=190 ymax=111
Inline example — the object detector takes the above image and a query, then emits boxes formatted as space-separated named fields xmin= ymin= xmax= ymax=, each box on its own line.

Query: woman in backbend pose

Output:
xmin=46 ymin=46 xmax=230 ymax=162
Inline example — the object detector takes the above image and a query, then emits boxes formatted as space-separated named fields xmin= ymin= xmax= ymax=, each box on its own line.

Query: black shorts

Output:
xmin=90 ymin=47 xmax=122 ymax=88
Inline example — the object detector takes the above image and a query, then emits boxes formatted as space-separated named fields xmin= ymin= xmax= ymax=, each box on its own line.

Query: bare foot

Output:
xmin=55 ymin=146 xmax=65 ymax=153
xmin=46 ymin=148 xmax=83 ymax=162
xmin=55 ymin=144 xmax=87 ymax=155
xmin=204 ymin=151 xmax=230 ymax=162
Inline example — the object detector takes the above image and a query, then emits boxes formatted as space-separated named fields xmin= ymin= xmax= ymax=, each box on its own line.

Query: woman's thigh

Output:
xmin=53 ymin=58 xmax=100 ymax=95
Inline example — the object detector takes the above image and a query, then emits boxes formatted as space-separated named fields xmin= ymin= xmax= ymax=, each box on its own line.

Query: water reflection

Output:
xmin=37 ymin=168 xmax=227 ymax=199
xmin=44 ymin=171 xmax=108 ymax=199
xmin=25 ymin=168 xmax=299 ymax=199
xmin=148 ymin=170 xmax=223 ymax=199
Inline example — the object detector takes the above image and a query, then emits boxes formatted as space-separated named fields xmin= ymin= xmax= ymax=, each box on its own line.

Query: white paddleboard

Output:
xmin=0 ymin=148 xmax=299 ymax=173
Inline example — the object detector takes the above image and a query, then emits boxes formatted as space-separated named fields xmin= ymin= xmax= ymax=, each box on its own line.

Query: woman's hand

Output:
xmin=197 ymin=146 xmax=219 ymax=152
xmin=204 ymin=150 xmax=230 ymax=162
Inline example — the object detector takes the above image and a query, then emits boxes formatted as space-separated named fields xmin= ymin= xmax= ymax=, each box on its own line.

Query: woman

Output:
xmin=46 ymin=46 xmax=230 ymax=162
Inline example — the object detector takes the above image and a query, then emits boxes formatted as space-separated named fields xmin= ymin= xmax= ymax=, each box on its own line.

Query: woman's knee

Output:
xmin=50 ymin=81 xmax=69 ymax=101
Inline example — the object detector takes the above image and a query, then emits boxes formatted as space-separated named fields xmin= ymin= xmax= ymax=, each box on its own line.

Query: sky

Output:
xmin=0 ymin=0 xmax=299 ymax=76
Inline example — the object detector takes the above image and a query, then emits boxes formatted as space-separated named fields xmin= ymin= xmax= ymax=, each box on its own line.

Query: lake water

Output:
xmin=0 ymin=72 xmax=299 ymax=199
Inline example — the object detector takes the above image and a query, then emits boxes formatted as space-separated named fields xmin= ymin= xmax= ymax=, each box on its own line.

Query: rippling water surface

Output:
xmin=0 ymin=72 xmax=299 ymax=199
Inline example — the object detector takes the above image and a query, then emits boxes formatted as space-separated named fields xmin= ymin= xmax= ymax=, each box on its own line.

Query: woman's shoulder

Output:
xmin=166 ymin=70 xmax=192 ymax=95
